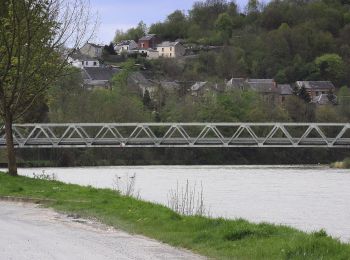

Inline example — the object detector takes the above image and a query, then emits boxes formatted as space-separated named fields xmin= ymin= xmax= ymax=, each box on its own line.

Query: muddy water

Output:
xmin=18 ymin=165 xmax=350 ymax=242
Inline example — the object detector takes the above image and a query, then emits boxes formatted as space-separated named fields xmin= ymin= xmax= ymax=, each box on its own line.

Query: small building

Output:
xmin=139 ymin=48 xmax=159 ymax=59
xmin=156 ymin=41 xmax=186 ymax=58
xmin=295 ymin=81 xmax=335 ymax=99
xmin=138 ymin=34 xmax=161 ymax=49
xmin=79 ymin=42 xmax=104 ymax=58
xmin=160 ymin=81 xmax=180 ymax=93
xmin=190 ymin=82 xmax=211 ymax=96
xmin=82 ymin=67 xmax=119 ymax=90
xmin=226 ymin=78 xmax=246 ymax=91
xmin=246 ymin=79 xmax=279 ymax=103
xmin=68 ymin=54 xmax=100 ymax=69
xmin=114 ymin=40 xmax=138 ymax=54
xmin=278 ymin=84 xmax=293 ymax=103
xmin=311 ymin=94 xmax=337 ymax=105
xmin=128 ymin=72 xmax=157 ymax=96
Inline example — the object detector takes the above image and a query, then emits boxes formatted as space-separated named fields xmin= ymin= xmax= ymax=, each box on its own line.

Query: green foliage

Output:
xmin=149 ymin=10 xmax=188 ymax=41
xmin=337 ymin=86 xmax=350 ymax=120
xmin=48 ymin=63 xmax=151 ymax=123
xmin=144 ymin=0 xmax=350 ymax=86
xmin=114 ymin=21 xmax=147 ymax=42
xmin=1 ymin=173 xmax=350 ymax=259
xmin=215 ymin=13 xmax=232 ymax=43
xmin=314 ymin=54 xmax=345 ymax=83
xmin=0 ymin=0 xmax=63 ymax=121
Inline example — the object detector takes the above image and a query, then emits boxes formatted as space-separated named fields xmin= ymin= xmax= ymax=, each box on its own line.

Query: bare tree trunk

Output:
xmin=4 ymin=113 xmax=17 ymax=176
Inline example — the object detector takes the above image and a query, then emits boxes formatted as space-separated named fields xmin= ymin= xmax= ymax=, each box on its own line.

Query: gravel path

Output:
xmin=0 ymin=201 xmax=204 ymax=260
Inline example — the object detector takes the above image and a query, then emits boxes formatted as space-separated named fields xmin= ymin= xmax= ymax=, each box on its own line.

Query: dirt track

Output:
xmin=0 ymin=201 xmax=204 ymax=260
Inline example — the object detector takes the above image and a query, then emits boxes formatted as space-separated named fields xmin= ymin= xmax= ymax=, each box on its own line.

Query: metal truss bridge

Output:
xmin=0 ymin=123 xmax=350 ymax=148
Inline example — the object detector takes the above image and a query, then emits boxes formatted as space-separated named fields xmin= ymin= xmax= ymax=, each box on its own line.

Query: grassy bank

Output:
xmin=331 ymin=158 xmax=350 ymax=169
xmin=1 ymin=173 xmax=350 ymax=259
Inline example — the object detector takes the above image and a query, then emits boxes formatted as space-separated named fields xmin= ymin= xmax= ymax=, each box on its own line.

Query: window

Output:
xmin=170 ymin=47 xmax=172 ymax=51
xmin=85 ymin=61 xmax=88 ymax=65
xmin=162 ymin=48 xmax=164 ymax=52
xmin=81 ymin=61 xmax=84 ymax=65
xmin=93 ymin=61 xmax=97 ymax=66
xmin=127 ymin=46 xmax=129 ymax=50
xmin=170 ymin=53 xmax=172 ymax=57
xmin=141 ymin=43 xmax=144 ymax=48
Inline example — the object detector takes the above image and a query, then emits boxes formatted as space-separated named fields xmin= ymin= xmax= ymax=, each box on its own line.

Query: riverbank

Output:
xmin=331 ymin=158 xmax=350 ymax=169
xmin=1 ymin=172 xmax=350 ymax=259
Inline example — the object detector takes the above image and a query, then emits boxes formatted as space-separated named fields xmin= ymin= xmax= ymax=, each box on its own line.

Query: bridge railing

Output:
xmin=0 ymin=123 xmax=349 ymax=148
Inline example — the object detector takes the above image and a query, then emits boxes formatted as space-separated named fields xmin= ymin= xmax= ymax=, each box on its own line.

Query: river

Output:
xmin=16 ymin=165 xmax=350 ymax=242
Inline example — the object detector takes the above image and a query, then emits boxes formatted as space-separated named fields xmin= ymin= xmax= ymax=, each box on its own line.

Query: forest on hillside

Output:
xmin=116 ymin=0 xmax=350 ymax=86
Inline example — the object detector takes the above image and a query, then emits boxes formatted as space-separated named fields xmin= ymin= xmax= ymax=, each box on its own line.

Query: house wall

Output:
xmin=80 ymin=43 xmax=103 ymax=58
xmin=82 ymin=60 xmax=100 ymax=67
xmin=146 ymin=50 xmax=159 ymax=60
xmin=307 ymin=89 xmax=333 ymax=98
xmin=117 ymin=41 xmax=138 ymax=54
xmin=139 ymin=40 xmax=151 ymax=49
xmin=69 ymin=58 xmax=99 ymax=68
xmin=138 ymin=37 xmax=160 ymax=49
xmin=157 ymin=44 xmax=185 ymax=58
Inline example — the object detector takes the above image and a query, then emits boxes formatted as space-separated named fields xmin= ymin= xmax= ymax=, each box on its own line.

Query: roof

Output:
xmin=116 ymin=40 xmax=136 ymax=46
xmin=278 ymin=84 xmax=293 ymax=95
xmin=296 ymin=81 xmax=335 ymax=90
xmin=191 ymin=82 xmax=208 ymax=91
xmin=85 ymin=42 xmax=104 ymax=48
xmin=139 ymin=34 xmax=156 ymax=41
xmin=246 ymin=79 xmax=277 ymax=93
xmin=226 ymin=78 xmax=245 ymax=89
xmin=247 ymin=79 xmax=275 ymax=83
xmin=157 ymin=41 xmax=179 ymax=47
xmin=83 ymin=67 xmax=119 ymax=81
xmin=160 ymin=81 xmax=180 ymax=90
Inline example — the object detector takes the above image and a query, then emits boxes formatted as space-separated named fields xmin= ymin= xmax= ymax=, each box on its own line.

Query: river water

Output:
xmin=16 ymin=165 xmax=350 ymax=242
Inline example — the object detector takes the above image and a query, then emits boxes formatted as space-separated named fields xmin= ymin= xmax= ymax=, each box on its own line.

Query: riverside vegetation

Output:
xmin=331 ymin=157 xmax=350 ymax=169
xmin=1 ymin=172 xmax=350 ymax=259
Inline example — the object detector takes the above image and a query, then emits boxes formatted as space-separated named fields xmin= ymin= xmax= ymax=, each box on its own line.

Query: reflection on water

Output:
xmin=17 ymin=165 xmax=350 ymax=242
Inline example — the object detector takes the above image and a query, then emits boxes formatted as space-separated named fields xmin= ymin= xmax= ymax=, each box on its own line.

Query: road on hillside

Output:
xmin=0 ymin=201 xmax=204 ymax=260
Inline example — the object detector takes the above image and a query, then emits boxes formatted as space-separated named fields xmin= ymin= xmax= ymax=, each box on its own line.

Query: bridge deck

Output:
xmin=0 ymin=123 xmax=349 ymax=148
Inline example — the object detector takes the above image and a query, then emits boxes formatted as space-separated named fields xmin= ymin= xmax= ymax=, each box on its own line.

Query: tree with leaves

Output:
xmin=114 ymin=21 xmax=147 ymax=43
xmin=0 ymin=0 xmax=95 ymax=176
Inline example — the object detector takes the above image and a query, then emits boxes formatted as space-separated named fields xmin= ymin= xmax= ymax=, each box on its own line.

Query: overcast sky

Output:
xmin=91 ymin=0 xmax=264 ymax=44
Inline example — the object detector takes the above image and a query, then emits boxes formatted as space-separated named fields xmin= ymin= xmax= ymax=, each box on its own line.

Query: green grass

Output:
xmin=1 ymin=173 xmax=350 ymax=259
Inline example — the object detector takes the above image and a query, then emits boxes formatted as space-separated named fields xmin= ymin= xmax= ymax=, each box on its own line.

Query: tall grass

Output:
xmin=167 ymin=180 xmax=206 ymax=216
xmin=112 ymin=173 xmax=139 ymax=198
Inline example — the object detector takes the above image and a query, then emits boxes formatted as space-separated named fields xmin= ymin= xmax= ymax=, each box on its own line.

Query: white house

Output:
xmin=114 ymin=40 xmax=138 ymax=54
xmin=68 ymin=53 xmax=100 ymax=69
xmin=156 ymin=41 xmax=186 ymax=58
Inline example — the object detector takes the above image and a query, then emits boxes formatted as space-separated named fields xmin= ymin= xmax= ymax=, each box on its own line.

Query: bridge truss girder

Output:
xmin=0 ymin=123 xmax=349 ymax=148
